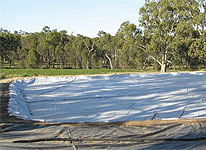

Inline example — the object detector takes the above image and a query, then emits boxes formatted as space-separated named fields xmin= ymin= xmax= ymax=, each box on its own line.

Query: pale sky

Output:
xmin=0 ymin=0 xmax=145 ymax=37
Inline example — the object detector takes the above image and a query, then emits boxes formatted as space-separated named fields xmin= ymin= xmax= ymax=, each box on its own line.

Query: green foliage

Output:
xmin=17 ymin=47 xmax=28 ymax=69
xmin=91 ymin=53 xmax=99 ymax=69
xmin=27 ymin=49 xmax=40 ymax=68
xmin=0 ymin=0 xmax=205 ymax=72
xmin=81 ymin=50 xmax=89 ymax=69
xmin=0 ymin=32 xmax=21 ymax=68
xmin=139 ymin=0 xmax=204 ymax=72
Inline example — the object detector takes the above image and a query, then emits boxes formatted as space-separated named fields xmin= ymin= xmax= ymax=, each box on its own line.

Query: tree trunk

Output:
xmin=148 ymin=54 xmax=167 ymax=73
xmin=84 ymin=41 xmax=95 ymax=69
xmin=160 ymin=59 xmax=167 ymax=73
xmin=160 ymin=63 xmax=166 ymax=73
xmin=160 ymin=53 xmax=168 ymax=73
xmin=86 ymin=60 xmax=89 ymax=69
xmin=105 ymin=54 xmax=113 ymax=69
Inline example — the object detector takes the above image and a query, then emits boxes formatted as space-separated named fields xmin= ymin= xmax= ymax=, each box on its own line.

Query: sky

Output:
xmin=0 ymin=0 xmax=145 ymax=37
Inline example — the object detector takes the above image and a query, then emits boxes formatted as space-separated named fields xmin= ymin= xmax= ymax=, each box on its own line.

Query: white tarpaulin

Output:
xmin=8 ymin=72 xmax=206 ymax=123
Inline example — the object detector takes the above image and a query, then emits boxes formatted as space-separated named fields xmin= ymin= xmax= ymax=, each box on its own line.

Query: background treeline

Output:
xmin=0 ymin=0 xmax=205 ymax=72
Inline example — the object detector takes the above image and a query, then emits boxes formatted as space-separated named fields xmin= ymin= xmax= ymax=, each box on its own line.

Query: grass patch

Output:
xmin=0 ymin=73 xmax=6 ymax=79
xmin=1 ymin=68 xmax=205 ymax=79
xmin=0 ymin=69 xmax=144 ymax=79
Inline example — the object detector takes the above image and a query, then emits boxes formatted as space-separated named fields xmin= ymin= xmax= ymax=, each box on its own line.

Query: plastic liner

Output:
xmin=1 ymin=83 xmax=206 ymax=150
xmin=8 ymin=73 xmax=206 ymax=123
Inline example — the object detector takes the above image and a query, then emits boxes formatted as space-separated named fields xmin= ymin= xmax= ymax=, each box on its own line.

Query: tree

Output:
xmin=0 ymin=32 xmax=21 ymax=68
xmin=17 ymin=47 xmax=28 ymax=69
xmin=55 ymin=45 xmax=65 ymax=69
xmin=139 ymin=0 xmax=173 ymax=72
xmin=27 ymin=49 xmax=40 ymax=68
xmin=83 ymin=37 xmax=95 ymax=69
xmin=188 ymin=0 xmax=206 ymax=67
xmin=97 ymin=31 xmax=115 ymax=69
xmin=0 ymin=34 xmax=6 ymax=68
xmin=117 ymin=21 xmax=145 ymax=69
xmin=37 ymin=27 xmax=62 ymax=68
xmin=72 ymin=35 xmax=84 ymax=69
xmin=54 ymin=30 xmax=68 ymax=69
xmin=139 ymin=0 xmax=201 ymax=72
